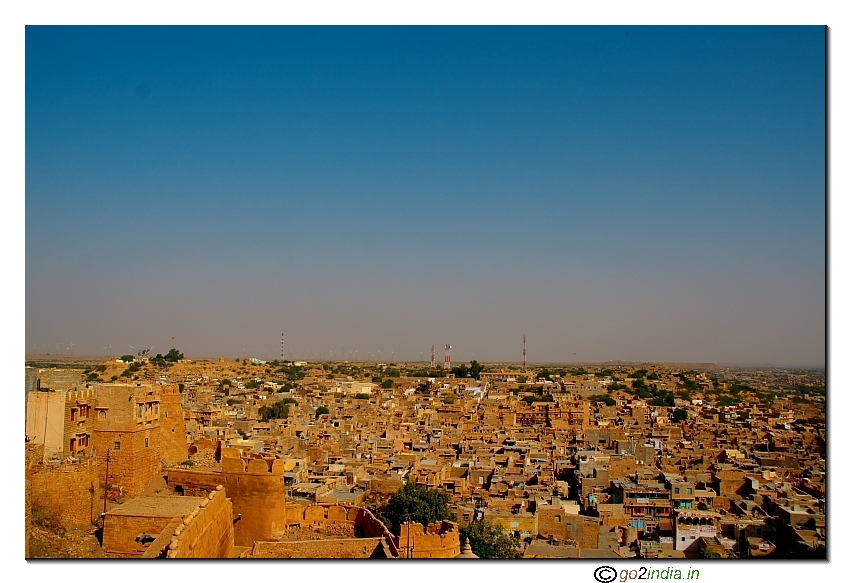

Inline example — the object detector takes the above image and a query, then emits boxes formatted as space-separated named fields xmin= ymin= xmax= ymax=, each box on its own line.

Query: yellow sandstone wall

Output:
xmin=248 ymin=538 xmax=387 ymax=558
xmin=28 ymin=456 xmax=102 ymax=526
xmin=167 ymin=487 xmax=234 ymax=558
xmin=158 ymin=385 xmax=188 ymax=465
xmin=167 ymin=455 xmax=287 ymax=547
xmin=398 ymin=521 xmax=460 ymax=558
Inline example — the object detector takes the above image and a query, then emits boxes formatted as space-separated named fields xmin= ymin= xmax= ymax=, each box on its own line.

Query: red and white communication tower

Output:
xmin=430 ymin=345 xmax=436 ymax=371
xmin=444 ymin=344 xmax=452 ymax=370
xmin=523 ymin=335 xmax=527 ymax=373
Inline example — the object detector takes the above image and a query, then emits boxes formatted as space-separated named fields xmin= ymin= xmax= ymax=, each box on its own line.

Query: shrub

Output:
xmin=381 ymin=482 xmax=453 ymax=534
xmin=31 ymin=504 xmax=66 ymax=536
xmin=672 ymin=408 xmax=689 ymax=422
xmin=459 ymin=520 xmax=521 ymax=558
xmin=259 ymin=402 xmax=290 ymax=421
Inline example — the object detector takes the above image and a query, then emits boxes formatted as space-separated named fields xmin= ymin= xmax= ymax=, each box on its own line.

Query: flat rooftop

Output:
xmin=106 ymin=495 xmax=203 ymax=518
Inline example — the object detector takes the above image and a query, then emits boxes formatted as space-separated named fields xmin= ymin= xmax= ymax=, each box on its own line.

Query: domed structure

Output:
xmin=455 ymin=538 xmax=478 ymax=558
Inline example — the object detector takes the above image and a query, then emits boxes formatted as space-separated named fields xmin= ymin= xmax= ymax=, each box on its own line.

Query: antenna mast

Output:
xmin=523 ymin=335 xmax=527 ymax=373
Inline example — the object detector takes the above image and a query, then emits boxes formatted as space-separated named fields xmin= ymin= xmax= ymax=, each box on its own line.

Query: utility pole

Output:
xmin=406 ymin=513 xmax=411 ymax=558
xmin=101 ymin=449 xmax=112 ymax=531
xmin=42 ymin=390 xmax=50 ymax=455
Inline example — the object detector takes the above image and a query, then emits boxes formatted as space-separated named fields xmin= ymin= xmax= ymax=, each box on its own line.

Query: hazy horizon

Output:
xmin=22 ymin=352 xmax=826 ymax=371
xmin=26 ymin=26 xmax=826 ymax=367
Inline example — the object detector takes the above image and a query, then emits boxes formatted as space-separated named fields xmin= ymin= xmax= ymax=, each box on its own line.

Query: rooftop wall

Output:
xmin=282 ymin=503 xmax=399 ymax=557
xmin=166 ymin=487 xmax=234 ymax=558
xmin=167 ymin=454 xmax=287 ymax=547
xmin=28 ymin=454 xmax=101 ymax=526
xmin=398 ymin=520 xmax=460 ymax=558
xmin=159 ymin=385 xmax=188 ymax=465
xmin=248 ymin=538 xmax=389 ymax=558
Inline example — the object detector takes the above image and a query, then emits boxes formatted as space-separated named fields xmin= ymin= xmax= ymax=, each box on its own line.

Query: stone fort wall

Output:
xmin=166 ymin=452 xmax=286 ymax=547
xmin=284 ymin=503 xmax=399 ymax=557
xmin=27 ymin=451 xmax=102 ymax=526
xmin=165 ymin=486 xmax=234 ymax=558
xmin=398 ymin=520 xmax=460 ymax=558
xmin=158 ymin=385 xmax=188 ymax=465
xmin=247 ymin=538 xmax=389 ymax=559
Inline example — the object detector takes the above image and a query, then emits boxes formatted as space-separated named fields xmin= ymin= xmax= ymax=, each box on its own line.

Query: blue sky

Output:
xmin=25 ymin=25 xmax=825 ymax=365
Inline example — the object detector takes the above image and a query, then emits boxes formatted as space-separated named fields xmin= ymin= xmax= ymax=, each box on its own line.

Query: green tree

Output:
xmin=164 ymin=348 xmax=184 ymax=363
xmin=650 ymin=395 xmax=675 ymax=407
xmin=522 ymin=394 xmax=554 ymax=404
xmin=717 ymin=395 xmax=740 ymax=407
xmin=459 ymin=520 xmax=521 ymax=558
xmin=589 ymin=394 xmax=615 ymax=406
xmin=451 ymin=364 xmax=470 ymax=378
xmin=382 ymin=482 xmax=454 ymax=534
xmin=120 ymin=354 xmax=135 ymax=363
xmin=259 ymin=401 xmax=290 ymax=421
xmin=672 ymin=408 xmax=689 ymax=422
xmin=381 ymin=379 xmax=394 ymax=389
xmin=315 ymin=405 xmax=330 ymax=418
xmin=469 ymin=360 xmax=484 ymax=379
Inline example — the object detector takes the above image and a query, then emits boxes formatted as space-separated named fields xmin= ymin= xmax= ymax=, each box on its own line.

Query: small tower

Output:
xmin=523 ymin=335 xmax=527 ymax=373
xmin=455 ymin=538 xmax=478 ymax=558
